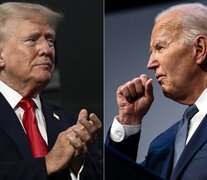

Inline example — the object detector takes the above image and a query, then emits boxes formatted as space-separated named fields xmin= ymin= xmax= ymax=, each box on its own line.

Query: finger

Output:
xmin=57 ymin=130 xmax=73 ymax=148
xmin=66 ymin=127 xmax=73 ymax=133
xmin=132 ymin=78 xmax=144 ymax=97
xmin=116 ymin=84 xmax=123 ymax=94
xmin=72 ymin=124 xmax=91 ymax=143
xmin=78 ymin=142 xmax=87 ymax=154
xmin=68 ymin=134 xmax=83 ymax=151
xmin=78 ymin=109 xmax=88 ymax=122
xmin=89 ymin=113 xmax=102 ymax=130
xmin=65 ymin=125 xmax=76 ymax=137
xmin=140 ymin=74 xmax=150 ymax=86
xmin=78 ymin=113 xmax=102 ymax=136
xmin=78 ymin=118 xmax=94 ymax=136
xmin=145 ymin=78 xmax=154 ymax=100
xmin=74 ymin=142 xmax=88 ymax=155
xmin=126 ymin=81 xmax=137 ymax=100
xmin=71 ymin=126 xmax=89 ymax=155
xmin=120 ymin=83 xmax=133 ymax=102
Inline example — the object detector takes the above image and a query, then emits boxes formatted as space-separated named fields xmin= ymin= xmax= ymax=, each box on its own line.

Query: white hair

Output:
xmin=155 ymin=3 xmax=207 ymax=45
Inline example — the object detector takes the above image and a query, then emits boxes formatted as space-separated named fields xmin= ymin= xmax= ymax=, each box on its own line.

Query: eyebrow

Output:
xmin=149 ymin=39 xmax=169 ymax=52
xmin=23 ymin=30 xmax=56 ymax=39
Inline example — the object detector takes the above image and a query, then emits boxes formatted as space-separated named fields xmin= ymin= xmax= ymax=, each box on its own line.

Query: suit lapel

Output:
xmin=171 ymin=114 xmax=207 ymax=179
xmin=161 ymin=144 xmax=174 ymax=179
xmin=40 ymin=98 xmax=75 ymax=151
xmin=0 ymin=93 xmax=75 ymax=160
xmin=41 ymin=100 xmax=61 ymax=150
xmin=159 ymin=122 xmax=178 ymax=179
xmin=0 ymin=93 xmax=33 ymax=159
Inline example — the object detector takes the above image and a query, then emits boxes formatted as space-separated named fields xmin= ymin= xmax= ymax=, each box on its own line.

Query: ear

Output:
xmin=193 ymin=35 xmax=207 ymax=65
xmin=0 ymin=47 xmax=5 ymax=68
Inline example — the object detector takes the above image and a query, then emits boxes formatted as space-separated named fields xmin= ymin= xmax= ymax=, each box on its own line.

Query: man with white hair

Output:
xmin=106 ymin=3 xmax=207 ymax=180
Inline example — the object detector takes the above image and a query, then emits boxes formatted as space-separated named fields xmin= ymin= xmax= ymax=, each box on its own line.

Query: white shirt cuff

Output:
xmin=110 ymin=116 xmax=141 ymax=142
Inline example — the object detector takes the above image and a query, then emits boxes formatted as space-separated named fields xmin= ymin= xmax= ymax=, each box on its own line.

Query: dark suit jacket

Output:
xmin=0 ymin=93 xmax=102 ymax=180
xmin=106 ymin=114 xmax=207 ymax=180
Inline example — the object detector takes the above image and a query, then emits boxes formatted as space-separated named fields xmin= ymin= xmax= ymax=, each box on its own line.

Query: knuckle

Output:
xmin=84 ymin=135 xmax=91 ymax=142
xmin=57 ymin=132 xmax=65 ymax=141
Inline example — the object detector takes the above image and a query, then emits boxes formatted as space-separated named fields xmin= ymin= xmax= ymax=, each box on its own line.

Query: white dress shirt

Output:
xmin=110 ymin=88 xmax=207 ymax=145
xmin=187 ymin=88 xmax=207 ymax=144
xmin=0 ymin=81 xmax=82 ymax=180
xmin=0 ymin=81 xmax=48 ymax=143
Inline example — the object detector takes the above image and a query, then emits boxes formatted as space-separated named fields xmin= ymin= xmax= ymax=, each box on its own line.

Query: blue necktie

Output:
xmin=173 ymin=104 xmax=198 ymax=167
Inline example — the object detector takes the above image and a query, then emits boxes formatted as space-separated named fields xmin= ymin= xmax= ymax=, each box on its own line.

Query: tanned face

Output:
xmin=0 ymin=19 xmax=56 ymax=96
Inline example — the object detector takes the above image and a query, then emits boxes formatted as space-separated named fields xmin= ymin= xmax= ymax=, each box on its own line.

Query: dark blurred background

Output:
xmin=105 ymin=0 xmax=186 ymax=13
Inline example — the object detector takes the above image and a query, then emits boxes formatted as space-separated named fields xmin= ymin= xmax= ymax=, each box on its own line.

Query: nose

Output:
xmin=147 ymin=53 xmax=159 ymax=70
xmin=37 ymin=38 xmax=54 ymax=56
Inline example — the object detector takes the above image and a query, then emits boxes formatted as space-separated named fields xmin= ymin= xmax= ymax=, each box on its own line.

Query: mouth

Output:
xmin=35 ymin=62 xmax=53 ymax=70
xmin=156 ymin=74 xmax=165 ymax=84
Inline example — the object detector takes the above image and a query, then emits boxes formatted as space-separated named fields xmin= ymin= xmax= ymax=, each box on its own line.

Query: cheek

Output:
xmin=160 ymin=59 xmax=182 ymax=88
xmin=4 ymin=45 xmax=32 ymax=63
xmin=164 ymin=50 xmax=189 ymax=76
xmin=162 ymin=58 xmax=178 ymax=78
xmin=167 ymin=63 xmax=191 ymax=90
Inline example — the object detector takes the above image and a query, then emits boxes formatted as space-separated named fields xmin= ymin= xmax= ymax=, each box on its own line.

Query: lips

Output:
xmin=36 ymin=60 xmax=53 ymax=67
xmin=155 ymin=74 xmax=165 ymax=84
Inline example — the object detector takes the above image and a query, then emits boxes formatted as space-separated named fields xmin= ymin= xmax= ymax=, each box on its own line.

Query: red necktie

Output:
xmin=19 ymin=98 xmax=48 ymax=158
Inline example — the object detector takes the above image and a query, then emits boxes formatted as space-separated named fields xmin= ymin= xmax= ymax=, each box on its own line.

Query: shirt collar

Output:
xmin=0 ymin=81 xmax=41 ymax=110
xmin=195 ymin=88 xmax=207 ymax=116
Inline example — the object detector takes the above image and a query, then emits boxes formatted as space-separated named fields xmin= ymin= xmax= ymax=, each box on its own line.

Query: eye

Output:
xmin=155 ymin=44 xmax=164 ymax=51
xmin=24 ymin=38 xmax=36 ymax=46
xmin=47 ymin=38 xmax=55 ymax=47
xmin=27 ymin=38 xmax=35 ymax=42
xmin=24 ymin=35 xmax=38 ymax=45
xmin=150 ymin=45 xmax=164 ymax=54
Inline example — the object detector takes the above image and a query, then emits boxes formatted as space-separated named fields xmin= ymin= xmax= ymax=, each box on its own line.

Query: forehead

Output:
xmin=6 ymin=18 xmax=55 ymax=37
xmin=151 ymin=13 xmax=182 ymax=45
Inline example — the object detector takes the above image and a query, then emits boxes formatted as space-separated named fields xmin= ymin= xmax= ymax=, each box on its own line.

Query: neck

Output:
xmin=177 ymin=80 xmax=207 ymax=105
xmin=0 ymin=79 xmax=46 ymax=98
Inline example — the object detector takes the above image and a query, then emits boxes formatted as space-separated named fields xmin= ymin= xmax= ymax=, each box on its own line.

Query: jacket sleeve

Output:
xmin=80 ymin=147 xmax=103 ymax=180
xmin=105 ymin=127 xmax=141 ymax=160
xmin=0 ymin=158 xmax=48 ymax=180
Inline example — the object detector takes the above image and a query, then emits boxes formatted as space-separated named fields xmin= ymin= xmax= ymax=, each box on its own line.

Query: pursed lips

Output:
xmin=34 ymin=61 xmax=53 ymax=69
xmin=155 ymin=74 xmax=165 ymax=84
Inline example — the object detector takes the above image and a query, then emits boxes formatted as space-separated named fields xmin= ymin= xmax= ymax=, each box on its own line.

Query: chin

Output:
xmin=162 ymin=87 xmax=186 ymax=104
xmin=39 ymin=71 xmax=52 ymax=80
xmin=35 ymin=74 xmax=52 ymax=86
xmin=41 ymin=76 xmax=52 ymax=84
xmin=161 ymin=85 xmax=174 ymax=99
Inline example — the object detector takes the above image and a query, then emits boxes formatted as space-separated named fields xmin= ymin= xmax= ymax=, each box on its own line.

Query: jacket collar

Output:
xmin=171 ymin=114 xmax=207 ymax=179
xmin=0 ymin=93 xmax=33 ymax=159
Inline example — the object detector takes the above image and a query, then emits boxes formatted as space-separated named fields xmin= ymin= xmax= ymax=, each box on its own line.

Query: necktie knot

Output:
xmin=19 ymin=98 xmax=34 ymax=110
xmin=182 ymin=104 xmax=198 ymax=123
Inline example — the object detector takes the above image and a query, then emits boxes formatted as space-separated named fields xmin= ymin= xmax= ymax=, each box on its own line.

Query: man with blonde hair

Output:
xmin=0 ymin=2 xmax=102 ymax=180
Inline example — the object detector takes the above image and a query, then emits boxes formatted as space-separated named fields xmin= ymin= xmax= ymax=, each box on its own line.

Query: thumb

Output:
xmin=78 ymin=109 xmax=88 ymax=123
xmin=145 ymin=78 xmax=154 ymax=100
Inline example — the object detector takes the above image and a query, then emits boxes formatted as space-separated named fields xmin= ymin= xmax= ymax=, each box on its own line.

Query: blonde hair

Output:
xmin=0 ymin=2 xmax=63 ymax=43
